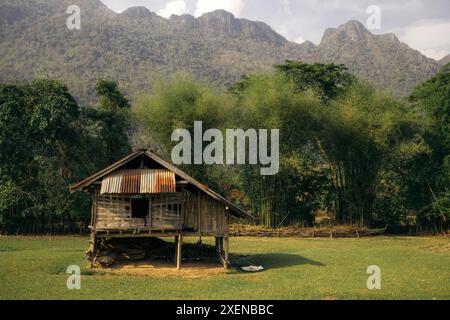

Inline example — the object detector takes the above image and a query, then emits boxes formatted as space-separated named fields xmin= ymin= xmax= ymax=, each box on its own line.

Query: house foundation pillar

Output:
xmin=175 ymin=234 xmax=183 ymax=269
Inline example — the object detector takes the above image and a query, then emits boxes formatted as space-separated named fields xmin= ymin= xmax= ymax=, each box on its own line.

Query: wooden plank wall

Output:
xmin=183 ymin=191 xmax=198 ymax=229
xmin=96 ymin=195 xmax=145 ymax=229
xmin=183 ymin=192 xmax=228 ymax=236
xmin=151 ymin=193 xmax=183 ymax=229
xmin=95 ymin=192 xmax=227 ymax=234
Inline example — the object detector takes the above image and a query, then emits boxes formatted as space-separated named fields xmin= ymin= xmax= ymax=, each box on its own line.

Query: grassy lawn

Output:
xmin=0 ymin=235 xmax=449 ymax=300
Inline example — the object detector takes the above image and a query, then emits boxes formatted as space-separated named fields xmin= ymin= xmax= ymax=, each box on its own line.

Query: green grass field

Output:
xmin=0 ymin=235 xmax=449 ymax=300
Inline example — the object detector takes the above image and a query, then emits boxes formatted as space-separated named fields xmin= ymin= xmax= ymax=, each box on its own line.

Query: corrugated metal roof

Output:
xmin=100 ymin=169 xmax=176 ymax=194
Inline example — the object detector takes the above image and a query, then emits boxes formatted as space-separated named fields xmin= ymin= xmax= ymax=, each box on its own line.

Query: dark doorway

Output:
xmin=131 ymin=197 xmax=149 ymax=218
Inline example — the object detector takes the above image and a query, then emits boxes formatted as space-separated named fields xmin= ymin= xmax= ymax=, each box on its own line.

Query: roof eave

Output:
xmin=69 ymin=150 xmax=145 ymax=193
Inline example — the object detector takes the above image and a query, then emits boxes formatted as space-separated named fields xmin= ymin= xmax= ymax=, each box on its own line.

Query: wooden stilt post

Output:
xmin=176 ymin=234 xmax=183 ymax=270
xmin=224 ymin=236 xmax=229 ymax=269
xmin=174 ymin=235 xmax=179 ymax=264
xmin=89 ymin=232 xmax=96 ymax=268
xmin=218 ymin=237 xmax=228 ymax=268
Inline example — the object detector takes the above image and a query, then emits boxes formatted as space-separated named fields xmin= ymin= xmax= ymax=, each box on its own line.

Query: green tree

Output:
xmin=135 ymin=75 xmax=233 ymax=191
xmin=0 ymin=80 xmax=91 ymax=233
xmin=94 ymin=80 xmax=131 ymax=164
xmin=318 ymin=82 xmax=422 ymax=227
xmin=406 ymin=65 xmax=450 ymax=232
xmin=274 ymin=60 xmax=355 ymax=101
xmin=232 ymin=74 xmax=332 ymax=226
xmin=0 ymin=79 xmax=135 ymax=234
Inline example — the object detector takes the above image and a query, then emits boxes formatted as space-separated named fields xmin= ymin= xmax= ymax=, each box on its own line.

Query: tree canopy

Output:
xmin=0 ymin=79 xmax=132 ymax=234
xmin=274 ymin=60 xmax=355 ymax=100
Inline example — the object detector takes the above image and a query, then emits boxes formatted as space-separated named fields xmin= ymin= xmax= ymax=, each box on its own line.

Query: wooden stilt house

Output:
xmin=70 ymin=149 xmax=254 ymax=269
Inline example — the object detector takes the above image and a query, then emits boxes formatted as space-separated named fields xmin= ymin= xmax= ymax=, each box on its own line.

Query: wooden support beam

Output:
xmin=197 ymin=193 xmax=202 ymax=243
xmin=176 ymin=234 xmax=183 ymax=270
xmin=91 ymin=191 xmax=98 ymax=228
xmin=217 ymin=237 xmax=229 ymax=269
xmin=89 ymin=232 xmax=96 ymax=268
xmin=224 ymin=236 xmax=229 ymax=269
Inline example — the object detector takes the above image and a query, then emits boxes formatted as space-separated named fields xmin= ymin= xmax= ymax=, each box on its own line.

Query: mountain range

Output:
xmin=0 ymin=0 xmax=446 ymax=102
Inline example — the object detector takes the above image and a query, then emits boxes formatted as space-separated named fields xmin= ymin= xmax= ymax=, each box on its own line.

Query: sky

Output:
xmin=100 ymin=0 xmax=450 ymax=60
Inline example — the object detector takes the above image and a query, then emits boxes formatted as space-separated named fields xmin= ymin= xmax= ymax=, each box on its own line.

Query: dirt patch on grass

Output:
xmin=93 ymin=260 xmax=229 ymax=279
xmin=424 ymin=242 xmax=450 ymax=253
xmin=91 ymin=238 xmax=219 ymax=268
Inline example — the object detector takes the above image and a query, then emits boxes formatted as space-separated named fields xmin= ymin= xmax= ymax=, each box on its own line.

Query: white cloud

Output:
xmin=195 ymin=0 xmax=244 ymax=17
xmin=158 ymin=0 xmax=188 ymax=18
xmin=276 ymin=25 xmax=289 ymax=38
xmin=274 ymin=25 xmax=305 ymax=43
xmin=392 ymin=20 xmax=450 ymax=60
xmin=421 ymin=48 xmax=449 ymax=61
xmin=293 ymin=36 xmax=306 ymax=44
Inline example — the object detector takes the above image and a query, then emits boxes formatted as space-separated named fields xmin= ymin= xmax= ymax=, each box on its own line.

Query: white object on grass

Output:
xmin=241 ymin=265 xmax=264 ymax=272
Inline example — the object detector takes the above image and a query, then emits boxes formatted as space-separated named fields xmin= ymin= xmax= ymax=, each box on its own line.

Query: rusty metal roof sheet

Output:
xmin=100 ymin=169 xmax=176 ymax=195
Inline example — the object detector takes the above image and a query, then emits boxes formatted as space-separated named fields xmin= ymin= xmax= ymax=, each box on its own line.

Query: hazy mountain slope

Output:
xmin=0 ymin=0 xmax=442 ymax=102
xmin=439 ymin=55 xmax=450 ymax=66
xmin=316 ymin=20 xmax=440 ymax=96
